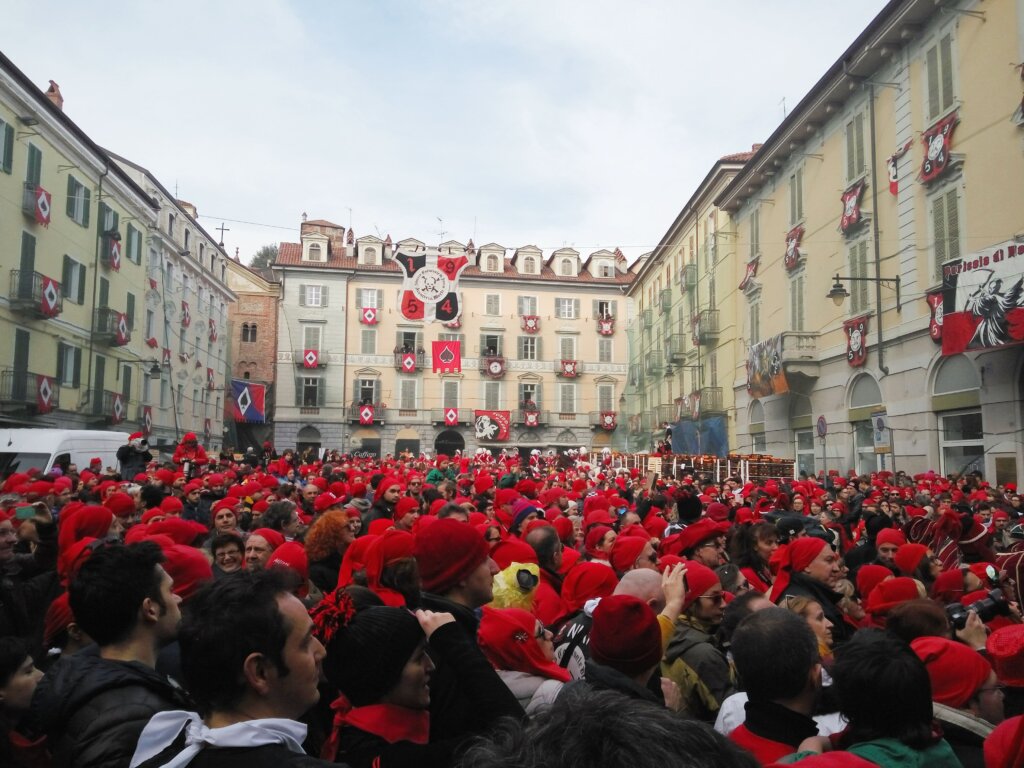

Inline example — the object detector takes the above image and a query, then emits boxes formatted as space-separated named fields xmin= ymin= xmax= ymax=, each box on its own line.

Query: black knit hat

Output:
xmin=323 ymin=605 xmax=424 ymax=706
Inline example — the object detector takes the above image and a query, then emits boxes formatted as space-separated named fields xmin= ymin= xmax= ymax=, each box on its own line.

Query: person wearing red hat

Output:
xmin=609 ymin=535 xmax=659 ymax=577
xmin=171 ymin=432 xmax=207 ymax=478
xmin=663 ymin=562 xmax=735 ymax=722
xmin=675 ymin=518 xmax=730 ymax=569
xmin=393 ymin=497 xmax=421 ymax=533
xmin=582 ymin=594 xmax=665 ymax=705
xmin=244 ymin=528 xmax=284 ymax=571
xmin=729 ymin=521 xmax=778 ymax=595
xmin=583 ymin=525 xmax=616 ymax=562
xmin=116 ymin=433 xmax=152 ymax=482
xmin=523 ymin=526 xmax=568 ymax=626
xmin=872 ymin=527 xmax=906 ymax=571
xmin=364 ymin=476 xmax=403 ymax=533
xmin=771 ymin=537 xmax=853 ymax=646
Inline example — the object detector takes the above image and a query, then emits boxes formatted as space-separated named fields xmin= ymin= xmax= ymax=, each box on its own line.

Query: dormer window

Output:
xmin=308 ymin=243 xmax=323 ymax=262
xmin=522 ymin=256 xmax=536 ymax=274
xmin=486 ymin=253 xmax=500 ymax=272
xmin=599 ymin=262 xmax=615 ymax=278
xmin=560 ymin=259 xmax=574 ymax=276
xmin=361 ymin=247 xmax=379 ymax=266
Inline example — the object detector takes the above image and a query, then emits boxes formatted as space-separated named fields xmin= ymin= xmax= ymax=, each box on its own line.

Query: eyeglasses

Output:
xmin=534 ymin=624 xmax=548 ymax=641
xmin=485 ymin=536 xmax=501 ymax=544
xmin=699 ymin=541 xmax=725 ymax=550
xmin=978 ymin=684 xmax=1006 ymax=696
xmin=699 ymin=593 xmax=725 ymax=604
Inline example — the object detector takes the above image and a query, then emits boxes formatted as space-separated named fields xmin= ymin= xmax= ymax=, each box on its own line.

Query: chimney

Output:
xmin=178 ymin=200 xmax=198 ymax=220
xmin=45 ymin=80 xmax=63 ymax=111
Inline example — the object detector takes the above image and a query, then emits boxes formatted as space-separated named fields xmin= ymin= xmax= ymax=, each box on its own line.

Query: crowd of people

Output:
xmin=2 ymin=429 xmax=1024 ymax=768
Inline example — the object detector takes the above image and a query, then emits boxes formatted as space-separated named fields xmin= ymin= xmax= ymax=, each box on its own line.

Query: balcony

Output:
xmin=430 ymin=408 xmax=469 ymax=425
xmin=391 ymin=408 xmax=426 ymax=422
xmin=699 ymin=386 xmax=724 ymax=414
xmin=681 ymin=263 xmax=697 ymax=292
xmin=645 ymin=350 xmax=663 ymax=376
xmin=479 ymin=355 xmax=507 ymax=378
xmin=628 ymin=362 xmax=644 ymax=387
xmin=656 ymin=404 xmax=676 ymax=425
xmin=9 ymin=270 xmax=62 ymax=319
xmin=292 ymin=349 xmax=329 ymax=368
xmin=514 ymin=409 xmax=550 ymax=427
xmin=556 ymin=359 xmax=583 ymax=377
xmin=393 ymin=350 xmax=426 ymax=372
xmin=92 ymin=307 xmax=131 ymax=346
xmin=348 ymin=402 xmax=387 ymax=424
xmin=84 ymin=389 xmax=128 ymax=422
xmin=780 ymin=331 xmax=820 ymax=380
xmin=667 ymin=333 xmax=687 ymax=363
xmin=695 ymin=309 xmax=720 ymax=345
xmin=589 ymin=411 xmax=618 ymax=430
xmin=0 ymin=370 xmax=60 ymax=411
xmin=659 ymin=288 xmax=672 ymax=313
xmin=641 ymin=308 xmax=653 ymax=329
xmin=551 ymin=411 xmax=589 ymax=427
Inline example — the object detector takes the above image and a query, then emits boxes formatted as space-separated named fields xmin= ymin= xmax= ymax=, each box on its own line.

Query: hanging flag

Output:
xmin=474 ymin=410 xmax=511 ymax=441
xmin=597 ymin=317 xmax=615 ymax=335
xmin=443 ymin=317 xmax=462 ymax=329
xmin=395 ymin=247 xmax=470 ymax=323
xmin=431 ymin=340 xmax=462 ymax=373
xmin=839 ymin=181 xmax=866 ymax=234
xmin=400 ymin=352 xmax=417 ymax=373
xmin=784 ymin=226 xmax=804 ymax=271
xmin=689 ymin=391 xmax=702 ymax=420
xmin=33 ymin=186 xmax=51 ymax=227
xmin=35 ymin=375 xmax=54 ymax=414
xmin=142 ymin=405 xmax=153 ymax=436
xmin=181 ymin=300 xmax=191 ymax=327
xmin=302 ymin=349 xmax=319 ymax=368
xmin=360 ymin=306 xmax=378 ymax=325
xmin=926 ymin=290 xmax=944 ymax=344
xmin=560 ymin=360 xmax=579 ymax=377
xmin=523 ymin=410 xmax=540 ymax=428
xmin=443 ymin=407 xmax=459 ymax=426
xmin=195 ymin=358 xmax=203 ymax=370
xmin=739 ymin=256 xmax=760 ymax=291
xmin=106 ymin=235 xmax=121 ymax=271
xmin=39 ymin=276 xmax=60 ymax=317
xmin=886 ymin=139 xmax=913 ymax=196
xmin=204 ymin=418 xmax=212 ymax=442
xmin=613 ymin=247 xmax=626 ymax=264
xmin=145 ymin=336 xmax=159 ymax=349
xmin=148 ymin=277 xmax=158 ymax=290
xmin=600 ymin=412 xmax=617 ymax=431
xmin=844 ymin=315 xmax=869 ymax=367
xmin=359 ymin=404 xmax=375 ymax=425
xmin=231 ymin=379 xmax=266 ymax=423
xmin=521 ymin=315 xmax=540 ymax=333
xmin=207 ymin=367 xmax=216 ymax=390
xmin=921 ymin=111 xmax=958 ymax=185
xmin=111 ymin=392 xmax=126 ymax=424
xmin=114 ymin=312 xmax=130 ymax=346
xmin=208 ymin=318 xmax=218 ymax=342
xmin=940 ymin=240 xmax=1024 ymax=355
xmin=162 ymin=348 xmax=172 ymax=367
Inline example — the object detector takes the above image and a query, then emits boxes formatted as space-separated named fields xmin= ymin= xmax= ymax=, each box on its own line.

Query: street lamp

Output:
xmin=826 ymin=273 xmax=901 ymax=312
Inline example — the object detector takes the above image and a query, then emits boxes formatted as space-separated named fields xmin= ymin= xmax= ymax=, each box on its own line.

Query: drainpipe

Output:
xmin=83 ymin=161 xmax=110 ymax=413
xmin=867 ymin=82 xmax=889 ymax=376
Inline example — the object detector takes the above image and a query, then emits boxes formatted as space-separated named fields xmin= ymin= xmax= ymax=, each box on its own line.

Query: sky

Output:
xmin=3 ymin=1 xmax=892 ymax=266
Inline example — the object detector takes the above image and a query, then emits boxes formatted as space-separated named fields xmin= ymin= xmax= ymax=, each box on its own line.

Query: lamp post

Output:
xmin=826 ymin=273 xmax=901 ymax=374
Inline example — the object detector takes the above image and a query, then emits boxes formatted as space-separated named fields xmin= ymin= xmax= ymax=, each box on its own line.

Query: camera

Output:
xmin=945 ymin=588 xmax=1011 ymax=630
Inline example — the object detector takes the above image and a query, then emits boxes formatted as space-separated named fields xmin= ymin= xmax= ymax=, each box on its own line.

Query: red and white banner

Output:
xmin=600 ymin=412 xmax=617 ymax=431
xmin=560 ymin=360 xmax=579 ymax=377
xmin=148 ymin=277 xmax=158 ymax=290
xmin=597 ymin=317 xmax=615 ymax=335
xmin=204 ymin=418 xmax=212 ymax=442
xmin=145 ymin=336 xmax=159 ymax=349
xmin=142 ymin=405 xmax=153 ymax=436
xmin=921 ymin=110 xmax=958 ymax=185
xmin=523 ymin=410 xmax=540 ymax=428
xmin=162 ymin=348 xmax=172 ymax=367
xmin=111 ymin=393 xmax=126 ymax=424
xmin=33 ymin=186 xmax=51 ymax=227
xmin=689 ymin=391 xmax=702 ymax=421
xmin=443 ymin=317 xmax=461 ymax=329
xmin=784 ymin=226 xmax=804 ymax=271
xmin=359 ymin=404 xmax=375 ymax=425
xmin=739 ymin=256 xmax=760 ymax=291
xmin=840 ymin=181 xmax=865 ymax=234
xmin=474 ymin=410 xmax=511 ymax=441
xmin=181 ymin=300 xmax=191 ymax=327
xmin=40 ymin=276 xmax=60 ymax=317
xmin=926 ymin=290 xmax=944 ymax=344
xmin=521 ymin=315 xmax=540 ymax=333
xmin=35 ymin=375 xmax=54 ymax=414
xmin=400 ymin=352 xmax=417 ymax=373
xmin=302 ymin=349 xmax=319 ymax=368
xmin=940 ymin=239 xmax=1024 ymax=355
xmin=208 ymin=318 xmax=218 ymax=342
xmin=360 ymin=306 xmax=378 ymax=325
xmin=396 ymin=248 xmax=470 ymax=323
xmin=844 ymin=315 xmax=869 ymax=367
xmin=114 ymin=312 xmax=130 ymax=346
xmin=207 ymin=367 xmax=216 ymax=390
xmin=431 ymin=340 xmax=462 ymax=373
xmin=443 ymin=407 xmax=459 ymax=426
xmin=886 ymin=139 xmax=913 ymax=196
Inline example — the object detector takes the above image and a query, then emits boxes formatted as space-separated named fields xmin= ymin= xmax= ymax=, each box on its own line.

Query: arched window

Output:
xmin=850 ymin=374 xmax=883 ymax=474
xmin=241 ymin=323 xmax=257 ymax=343
xmin=932 ymin=355 xmax=983 ymax=475
xmin=307 ymin=243 xmax=322 ymax=262
xmin=522 ymin=256 xmax=536 ymax=274
xmin=560 ymin=259 xmax=573 ymax=276
xmin=487 ymin=254 xmax=499 ymax=272
xmin=850 ymin=374 xmax=882 ymax=408
xmin=933 ymin=355 xmax=979 ymax=394
xmin=241 ymin=323 xmax=249 ymax=342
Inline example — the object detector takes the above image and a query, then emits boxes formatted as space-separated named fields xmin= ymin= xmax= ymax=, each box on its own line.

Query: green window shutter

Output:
xmin=62 ymin=255 xmax=71 ymax=294
xmin=855 ymin=114 xmax=865 ymax=174
xmin=317 ymin=379 xmax=326 ymax=406
xmin=72 ymin=347 xmax=81 ymax=387
xmin=796 ymin=168 xmax=803 ymax=220
xmin=846 ymin=120 xmax=856 ymax=180
xmin=373 ymin=379 xmax=381 ymax=404
xmin=99 ymin=277 xmax=109 ymax=308
xmin=98 ymin=202 xmax=109 ymax=233
xmin=321 ymin=286 xmax=329 ymax=306
xmin=82 ymin=187 xmax=90 ymax=228
xmin=56 ymin=343 xmax=65 ymax=382
xmin=77 ymin=264 xmax=86 ymax=304
xmin=939 ymin=34 xmax=953 ymax=113
xmin=126 ymin=293 xmax=136 ymax=329
xmin=1 ymin=121 xmax=13 ymax=173
xmin=927 ymin=44 xmax=940 ymax=119
xmin=298 ymin=284 xmax=306 ymax=306
xmin=517 ymin=337 xmax=525 ymax=359
xmin=20 ymin=232 xmax=36 ymax=274
xmin=933 ymin=195 xmax=947 ymax=265
xmin=26 ymin=144 xmax=41 ymax=186
xmin=945 ymin=189 xmax=960 ymax=262
xmin=376 ymin=289 xmax=383 ymax=307
xmin=66 ymin=175 xmax=76 ymax=218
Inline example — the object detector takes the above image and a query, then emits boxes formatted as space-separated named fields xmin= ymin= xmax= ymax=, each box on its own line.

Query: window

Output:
xmin=297 ymin=377 xmax=323 ymax=407
xmin=26 ymin=143 xmax=42 ymax=186
xmin=598 ymin=338 xmax=612 ymax=363
xmin=145 ymin=310 xmax=155 ymax=340
xmin=98 ymin=276 xmax=109 ymax=308
xmin=593 ymin=299 xmax=616 ymax=319
xmin=558 ymin=336 xmax=576 ymax=359
xmin=361 ymin=247 xmax=378 ymax=265
xmin=749 ymin=296 xmax=761 ymax=345
xmin=97 ymin=202 xmax=118 ymax=235
xmin=307 ymin=243 xmax=323 ymax=262
xmin=486 ymin=254 xmax=499 ymax=272
xmin=442 ymin=380 xmax=459 ymax=409
xmin=939 ymin=410 xmax=983 ymax=476
xmin=360 ymin=328 xmax=376 ymax=354
xmin=790 ymin=271 xmax=805 ymax=331
xmin=142 ymin=372 xmax=151 ymax=404
xmin=555 ymin=298 xmax=579 ymax=319
xmin=748 ymin=207 xmax=759 ymax=259
xmin=122 ymin=365 xmax=133 ymax=401
xmin=853 ymin=421 xmax=882 ymax=475
xmin=302 ymin=325 xmax=322 ymax=351
xmin=399 ymin=380 xmax=417 ymax=410
xmin=167 ymin=213 xmax=175 ymax=237
xmin=795 ymin=430 xmax=816 ymax=477
xmin=522 ymin=256 xmax=536 ymax=274
xmin=479 ymin=334 xmax=503 ymax=356
xmin=358 ymin=288 xmax=382 ymax=308
xmin=599 ymin=262 xmax=615 ymax=278
xmin=61 ymin=255 xmax=86 ymax=304
xmin=184 ymin=230 xmax=191 ymax=253
xmin=160 ymin=378 xmax=169 ymax=408
xmin=395 ymin=330 xmax=423 ymax=352
xmin=558 ymin=383 xmax=577 ymax=413
xmin=300 ymin=284 xmax=326 ymax=307
xmin=931 ymin=186 xmax=961 ymax=277
xmin=517 ymin=336 xmax=538 ymax=360
xmin=123 ymin=224 xmax=141 ymax=264
xmin=790 ymin=167 xmax=804 ymax=224
xmin=485 ymin=294 xmax=500 ymax=316
xmin=848 ymin=240 xmax=870 ymax=313
xmin=439 ymin=332 xmax=465 ymax=345
xmin=517 ymin=296 xmax=537 ymax=315
xmin=0 ymin=118 xmax=12 ymax=174
xmin=56 ymin=343 xmax=81 ymax=387
xmin=560 ymin=259 xmax=574 ymax=276
xmin=845 ymin=112 xmax=866 ymax=182
xmin=356 ymin=378 xmax=380 ymax=405
xmin=66 ymin=175 xmax=91 ymax=227
xmin=598 ymin=384 xmax=614 ymax=412
xmin=926 ymin=33 xmax=955 ymax=121
xmin=484 ymin=381 xmax=501 ymax=410
xmin=241 ymin=323 xmax=257 ymax=343
xmin=192 ymin=387 xmax=200 ymax=416
xmin=518 ymin=382 xmax=541 ymax=408
xmin=934 ymin=354 xmax=979 ymax=394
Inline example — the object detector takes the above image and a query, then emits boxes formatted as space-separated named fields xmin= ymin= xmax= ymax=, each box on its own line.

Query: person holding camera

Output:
xmin=117 ymin=433 xmax=153 ymax=481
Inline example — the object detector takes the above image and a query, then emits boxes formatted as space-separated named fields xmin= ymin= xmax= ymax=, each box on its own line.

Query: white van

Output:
xmin=0 ymin=428 xmax=130 ymax=479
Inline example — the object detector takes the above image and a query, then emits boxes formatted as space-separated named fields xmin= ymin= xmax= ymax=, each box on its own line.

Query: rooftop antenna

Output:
xmin=437 ymin=216 xmax=447 ymax=242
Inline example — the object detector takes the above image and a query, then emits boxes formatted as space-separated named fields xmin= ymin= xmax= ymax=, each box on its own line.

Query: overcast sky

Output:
xmin=4 ymin=1 xmax=890 ymax=265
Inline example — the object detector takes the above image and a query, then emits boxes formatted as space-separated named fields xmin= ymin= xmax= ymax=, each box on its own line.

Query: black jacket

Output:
xmin=416 ymin=593 xmax=523 ymax=741
xmin=0 ymin=520 xmax=59 ymax=658
xmin=774 ymin=572 xmax=855 ymax=645
xmin=571 ymin=659 xmax=663 ymax=705
xmin=309 ymin=552 xmax=343 ymax=594
xmin=32 ymin=646 xmax=191 ymax=768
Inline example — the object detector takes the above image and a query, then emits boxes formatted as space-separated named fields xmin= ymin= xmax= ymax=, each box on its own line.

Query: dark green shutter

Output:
xmin=56 ymin=343 xmax=65 ymax=383
xmin=26 ymin=144 xmax=41 ymax=186
xmin=77 ymin=263 xmax=86 ymax=304
xmin=72 ymin=348 xmax=81 ymax=388
xmin=99 ymin=277 xmax=109 ymax=308
xmin=1 ymin=122 xmax=13 ymax=173
xmin=126 ymin=293 xmax=136 ymax=330
xmin=66 ymin=175 xmax=76 ymax=218
xmin=82 ymin=187 xmax=90 ymax=228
